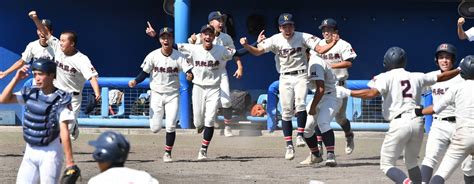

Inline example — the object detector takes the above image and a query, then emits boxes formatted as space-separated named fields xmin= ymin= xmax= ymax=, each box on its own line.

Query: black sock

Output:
xmin=304 ymin=133 xmax=320 ymax=157
xmin=282 ymin=120 xmax=293 ymax=146
xmin=314 ymin=125 xmax=323 ymax=146
xmin=201 ymin=126 xmax=214 ymax=149
xmin=165 ymin=132 xmax=176 ymax=154
xmin=223 ymin=108 xmax=233 ymax=124
xmin=464 ymin=175 xmax=474 ymax=184
xmin=421 ymin=165 xmax=433 ymax=183
xmin=339 ymin=119 xmax=352 ymax=136
xmin=408 ymin=166 xmax=422 ymax=183
xmin=430 ymin=175 xmax=445 ymax=184
xmin=296 ymin=111 xmax=307 ymax=137
xmin=386 ymin=167 xmax=408 ymax=183
xmin=322 ymin=129 xmax=335 ymax=154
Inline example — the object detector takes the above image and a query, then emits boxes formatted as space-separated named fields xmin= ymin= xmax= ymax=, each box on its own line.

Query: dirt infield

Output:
xmin=0 ymin=127 xmax=464 ymax=184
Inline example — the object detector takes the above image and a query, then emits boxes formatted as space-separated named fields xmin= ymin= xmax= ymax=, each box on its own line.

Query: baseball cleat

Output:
xmin=285 ymin=145 xmax=295 ymax=160
xmin=196 ymin=126 xmax=204 ymax=134
xmin=295 ymin=136 xmax=306 ymax=147
xmin=345 ymin=132 xmax=355 ymax=155
xmin=325 ymin=152 xmax=337 ymax=167
xmin=299 ymin=153 xmax=323 ymax=165
xmin=163 ymin=152 xmax=172 ymax=163
xmin=197 ymin=148 xmax=208 ymax=160
xmin=224 ymin=126 xmax=233 ymax=137
xmin=69 ymin=123 xmax=79 ymax=141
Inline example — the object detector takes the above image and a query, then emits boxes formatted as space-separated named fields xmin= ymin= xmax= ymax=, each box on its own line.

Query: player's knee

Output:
xmin=421 ymin=157 xmax=438 ymax=168
xmin=282 ymin=115 xmax=292 ymax=122
xmin=318 ymin=123 xmax=331 ymax=133
xmin=303 ymin=130 xmax=314 ymax=138
xmin=335 ymin=116 xmax=346 ymax=124
xmin=380 ymin=165 xmax=394 ymax=174
xmin=166 ymin=126 xmax=176 ymax=133
xmin=150 ymin=125 xmax=162 ymax=133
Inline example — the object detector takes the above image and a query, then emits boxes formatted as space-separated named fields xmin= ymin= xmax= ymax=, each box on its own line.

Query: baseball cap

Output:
xmin=278 ymin=13 xmax=294 ymax=26
xmin=208 ymin=11 xmax=223 ymax=22
xmin=318 ymin=18 xmax=337 ymax=29
xmin=200 ymin=24 xmax=215 ymax=33
xmin=41 ymin=19 xmax=53 ymax=31
xmin=159 ymin=27 xmax=173 ymax=36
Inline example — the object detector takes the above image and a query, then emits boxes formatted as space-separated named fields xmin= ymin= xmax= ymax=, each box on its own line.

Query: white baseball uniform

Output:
xmin=464 ymin=27 xmax=474 ymax=42
xmin=316 ymin=39 xmax=357 ymax=123
xmin=177 ymin=43 xmax=235 ymax=128
xmin=258 ymin=31 xmax=319 ymax=121
xmin=421 ymin=71 xmax=473 ymax=176
xmin=140 ymin=48 xmax=192 ymax=133
xmin=370 ymin=68 xmax=437 ymax=174
xmin=21 ymin=37 xmax=57 ymax=64
xmin=304 ymin=55 xmax=341 ymax=137
xmin=15 ymin=92 xmax=75 ymax=184
xmin=88 ymin=167 xmax=159 ymax=184
xmin=190 ymin=32 xmax=235 ymax=109
xmin=431 ymin=79 xmax=474 ymax=180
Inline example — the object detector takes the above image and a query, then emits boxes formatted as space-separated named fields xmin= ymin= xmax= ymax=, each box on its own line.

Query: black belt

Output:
xmin=72 ymin=92 xmax=80 ymax=96
xmin=282 ymin=69 xmax=306 ymax=75
xmin=394 ymin=114 xmax=402 ymax=119
xmin=338 ymin=80 xmax=345 ymax=86
xmin=434 ymin=116 xmax=456 ymax=122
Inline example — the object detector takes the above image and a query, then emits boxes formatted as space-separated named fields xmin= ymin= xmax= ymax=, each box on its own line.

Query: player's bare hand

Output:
xmin=332 ymin=33 xmax=340 ymax=42
xmin=28 ymin=11 xmax=38 ymax=19
xmin=186 ymin=72 xmax=193 ymax=81
xmin=94 ymin=94 xmax=101 ymax=101
xmin=257 ymin=30 xmax=266 ymax=43
xmin=0 ymin=71 xmax=6 ymax=79
xmin=240 ymin=37 xmax=248 ymax=46
xmin=189 ymin=33 xmax=197 ymax=44
xmin=146 ymin=21 xmax=157 ymax=38
xmin=128 ymin=80 xmax=137 ymax=88
xmin=308 ymin=107 xmax=316 ymax=115
xmin=458 ymin=17 xmax=466 ymax=26
xmin=233 ymin=68 xmax=243 ymax=79
xmin=16 ymin=66 xmax=29 ymax=80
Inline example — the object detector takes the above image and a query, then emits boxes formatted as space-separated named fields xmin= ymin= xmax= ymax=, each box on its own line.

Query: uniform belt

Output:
xmin=72 ymin=92 xmax=80 ymax=96
xmin=282 ymin=69 xmax=306 ymax=75
xmin=394 ymin=114 xmax=402 ymax=119
xmin=434 ymin=116 xmax=456 ymax=122
xmin=338 ymin=80 xmax=345 ymax=86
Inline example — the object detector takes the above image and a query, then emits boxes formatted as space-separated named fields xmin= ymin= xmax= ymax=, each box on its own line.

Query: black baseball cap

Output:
xmin=159 ymin=27 xmax=173 ymax=36
xmin=318 ymin=18 xmax=337 ymax=29
xmin=208 ymin=11 xmax=223 ymax=22
xmin=278 ymin=13 xmax=294 ymax=26
xmin=41 ymin=19 xmax=53 ymax=31
xmin=200 ymin=24 xmax=215 ymax=33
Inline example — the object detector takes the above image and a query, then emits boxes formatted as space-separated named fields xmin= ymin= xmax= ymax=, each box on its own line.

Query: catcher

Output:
xmin=88 ymin=131 xmax=159 ymax=184
xmin=0 ymin=59 xmax=80 ymax=184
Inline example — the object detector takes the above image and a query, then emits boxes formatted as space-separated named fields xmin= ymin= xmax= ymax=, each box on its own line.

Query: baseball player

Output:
xmin=457 ymin=17 xmax=474 ymax=41
xmin=420 ymin=43 xmax=474 ymax=183
xmin=188 ymin=11 xmax=243 ymax=137
xmin=316 ymin=18 xmax=357 ymax=155
xmin=299 ymin=54 xmax=341 ymax=167
xmin=337 ymin=47 xmax=460 ymax=183
xmin=421 ymin=55 xmax=474 ymax=184
xmin=129 ymin=27 xmax=193 ymax=163
xmin=240 ymin=13 xmax=337 ymax=160
xmin=29 ymin=11 xmax=101 ymax=140
xmin=0 ymin=19 xmax=55 ymax=80
xmin=88 ymin=131 xmax=159 ymax=184
xmin=0 ymin=59 xmax=78 ymax=184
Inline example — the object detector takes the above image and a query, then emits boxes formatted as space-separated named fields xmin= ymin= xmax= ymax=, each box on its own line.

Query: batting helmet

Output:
xmin=31 ymin=59 xmax=56 ymax=74
xmin=460 ymin=55 xmax=474 ymax=80
xmin=434 ymin=43 xmax=457 ymax=65
xmin=383 ymin=47 xmax=407 ymax=71
xmin=89 ymin=131 xmax=130 ymax=164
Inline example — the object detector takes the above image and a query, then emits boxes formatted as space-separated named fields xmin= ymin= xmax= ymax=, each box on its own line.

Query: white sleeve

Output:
xmin=178 ymin=56 xmax=193 ymax=73
xmin=223 ymin=34 xmax=236 ymax=49
xmin=194 ymin=33 xmax=202 ymax=44
xmin=58 ymin=105 xmax=76 ymax=123
xmin=47 ymin=36 xmax=60 ymax=54
xmin=308 ymin=58 xmax=325 ymax=81
xmin=433 ymin=86 xmax=456 ymax=113
xmin=341 ymin=42 xmax=357 ymax=61
xmin=177 ymin=43 xmax=193 ymax=57
xmin=222 ymin=47 xmax=236 ymax=61
xmin=20 ymin=42 xmax=34 ymax=64
xmin=77 ymin=56 xmax=99 ymax=80
xmin=141 ymin=52 xmax=154 ymax=73
xmin=421 ymin=72 xmax=438 ymax=87
xmin=15 ymin=93 xmax=25 ymax=105
xmin=466 ymin=27 xmax=474 ymax=42
xmin=303 ymin=33 xmax=320 ymax=51
xmin=373 ymin=74 xmax=388 ymax=95
xmin=257 ymin=36 xmax=274 ymax=53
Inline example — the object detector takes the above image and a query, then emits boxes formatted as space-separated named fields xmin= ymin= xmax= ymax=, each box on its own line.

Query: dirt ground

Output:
xmin=0 ymin=127 xmax=465 ymax=184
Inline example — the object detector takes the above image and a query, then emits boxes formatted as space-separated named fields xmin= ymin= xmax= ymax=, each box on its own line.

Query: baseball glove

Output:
xmin=85 ymin=94 xmax=98 ymax=114
xmin=60 ymin=165 xmax=81 ymax=184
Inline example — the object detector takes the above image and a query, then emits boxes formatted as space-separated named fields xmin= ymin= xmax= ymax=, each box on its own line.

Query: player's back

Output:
xmin=449 ymin=80 xmax=474 ymax=126
xmin=88 ymin=167 xmax=159 ymax=184
xmin=372 ymin=68 xmax=437 ymax=120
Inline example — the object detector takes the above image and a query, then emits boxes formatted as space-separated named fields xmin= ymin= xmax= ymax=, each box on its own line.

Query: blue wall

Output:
xmin=1 ymin=0 xmax=473 ymax=92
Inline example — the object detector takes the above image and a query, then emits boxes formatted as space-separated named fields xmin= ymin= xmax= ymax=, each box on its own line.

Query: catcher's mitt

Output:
xmin=85 ymin=94 xmax=98 ymax=114
xmin=60 ymin=165 xmax=81 ymax=184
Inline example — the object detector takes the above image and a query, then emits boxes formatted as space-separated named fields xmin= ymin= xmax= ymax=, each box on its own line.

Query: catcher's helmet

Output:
xmin=383 ymin=47 xmax=407 ymax=71
xmin=460 ymin=55 xmax=474 ymax=80
xmin=31 ymin=59 xmax=56 ymax=74
xmin=89 ymin=131 xmax=130 ymax=164
xmin=435 ymin=43 xmax=457 ymax=65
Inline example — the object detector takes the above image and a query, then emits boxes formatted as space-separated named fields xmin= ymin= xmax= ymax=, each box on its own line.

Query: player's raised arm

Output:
xmin=240 ymin=37 xmax=265 ymax=56
xmin=0 ymin=66 xmax=29 ymax=104
xmin=435 ymin=68 xmax=460 ymax=82
xmin=28 ymin=11 xmax=50 ymax=39
xmin=145 ymin=21 xmax=157 ymax=38
xmin=458 ymin=17 xmax=469 ymax=40
xmin=337 ymin=85 xmax=380 ymax=99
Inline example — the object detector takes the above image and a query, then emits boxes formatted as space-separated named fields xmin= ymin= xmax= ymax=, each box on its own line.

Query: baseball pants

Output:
xmin=219 ymin=71 xmax=231 ymax=109
xmin=149 ymin=90 xmax=179 ymax=133
xmin=192 ymin=84 xmax=220 ymax=128
xmin=304 ymin=93 xmax=342 ymax=137
xmin=279 ymin=73 xmax=308 ymax=121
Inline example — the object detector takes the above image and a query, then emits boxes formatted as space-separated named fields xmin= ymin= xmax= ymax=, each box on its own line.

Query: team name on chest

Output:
xmin=318 ymin=53 xmax=341 ymax=61
xmin=194 ymin=60 xmax=220 ymax=68
xmin=278 ymin=47 xmax=303 ymax=58
xmin=432 ymin=87 xmax=449 ymax=96
xmin=153 ymin=66 xmax=179 ymax=73
xmin=55 ymin=61 xmax=77 ymax=73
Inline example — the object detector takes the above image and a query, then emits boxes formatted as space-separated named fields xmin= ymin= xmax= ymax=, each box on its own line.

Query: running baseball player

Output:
xmin=316 ymin=18 xmax=357 ymax=155
xmin=88 ymin=131 xmax=159 ymax=184
xmin=457 ymin=17 xmax=474 ymax=41
xmin=0 ymin=59 xmax=78 ymax=183
xmin=421 ymin=55 xmax=474 ymax=184
xmin=299 ymin=54 xmax=341 ymax=167
xmin=0 ymin=19 xmax=55 ymax=80
xmin=29 ymin=11 xmax=101 ymax=140
xmin=240 ymin=13 xmax=337 ymax=160
xmin=129 ymin=27 xmax=193 ymax=163
xmin=420 ymin=43 xmax=474 ymax=184
xmin=188 ymin=11 xmax=243 ymax=137
xmin=337 ymin=46 xmax=460 ymax=183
